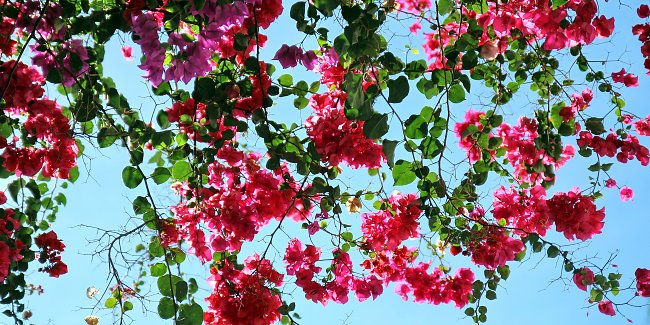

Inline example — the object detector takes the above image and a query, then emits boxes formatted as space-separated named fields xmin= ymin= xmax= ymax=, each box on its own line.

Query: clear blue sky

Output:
xmin=8 ymin=1 xmax=650 ymax=324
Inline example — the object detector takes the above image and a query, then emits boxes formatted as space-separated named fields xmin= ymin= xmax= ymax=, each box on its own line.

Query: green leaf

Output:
xmin=151 ymin=167 xmax=171 ymax=184
xmin=290 ymin=1 xmax=306 ymax=21
xmin=150 ymin=263 xmax=168 ymax=277
xmin=382 ymin=140 xmax=398 ymax=168
xmin=172 ymin=161 xmax=192 ymax=181
xmin=405 ymin=115 xmax=427 ymax=139
xmin=552 ymin=0 xmax=569 ymax=9
xmin=448 ymin=84 xmax=466 ymax=103
xmin=175 ymin=281 xmax=188 ymax=301
xmin=105 ymin=297 xmax=118 ymax=309
xmin=392 ymin=160 xmax=416 ymax=186
xmin=438 ymin=0 xmax=455 ymax=15
xmin=363 ymin=113 xmax=389 ymax=139
xmin=122 ymin=301 xmax=133 ymax=312
xmin=177 ymin=303 xmax=204 ymax=325
xmin=158 ymin=297 xmax=176 ymax=319
xmin=157 ymin=275 xmax=183 ymax=297
xmin=122 ymin=166 xmax=143 ymax=189
xmin=387 ymin=76 xmax=409 ymax=103
xmin=585 ymin=117 xmax=606 ymax=135
xmin=314 ymin=0 xmax=339 ymax=16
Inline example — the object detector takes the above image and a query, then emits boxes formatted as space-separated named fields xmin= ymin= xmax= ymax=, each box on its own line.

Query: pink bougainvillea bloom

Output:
xmin=409 ymin=22 xmax=422 ymax=34
xmin=604 ymin=178 xmax=617 ymax=188
xmin=598 ymin=300 xmax=616 ymax=316
xmin=572 ymin=267 xmax=595 ymax=291
xmin=273 ymin=44 xmax=303 ymax=68
xmin=635 ymin=268 xmax=650 ymax=297
xmin=0 ymin=192 xmax=6 ymax=205
xmin=121 ymin=46 xmax=133 ymax=61
xmin=620 ymin=186 xmax=634 ymax=202
xmin=300 ymin=50 xmax=318 ymax=70
xmin=612 ymin=68 xmax=640 ymax=87
xmin=307 ymin=221 xmax=320 ymax=235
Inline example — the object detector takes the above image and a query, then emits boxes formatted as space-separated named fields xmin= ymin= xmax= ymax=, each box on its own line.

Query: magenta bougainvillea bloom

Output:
xmin=620 ymin=186 xmax=635 ymax=202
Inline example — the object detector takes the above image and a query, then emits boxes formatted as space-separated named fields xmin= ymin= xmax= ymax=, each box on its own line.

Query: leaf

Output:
xmin=104 ymin=297 xmax=117 ymax=309
xmin=448 ymin=84 xmax=466 ymax=103
xmin=290 ymin=1 xmax=306 ymax=21
xmin=177 ymin=303 xmax=204 ymax=325
xmin=382 ymin=140 xmax=398 ymax=168
xmin=392 ymin=160 xmax=416 ymax=186
xmin=404 ymin=115 xmax=427 ymax=139
xmin=151 ymin=167 xmax=171 ymax=184
xmin=313 ymin=0 xmax=339 ymax=16
xmin=585 ymin=117 xmax=606 ymax=135
xmin=157 ymin=275 xmax=183 ymax=297
xmin=150 ymin=263 xmax=167 ymax=277
xmin=387 ymin=76 xmax=409 ymax=103
xmin=122 ymin=166 xmax=143 ymax=189
xmin=122 ymin=301 xmax=133 ymax=312
xmin=363 ymin=113 xmax=389 ymax=139
xmin=172 ymin=161 xmax=192 ymax=181
xmin=158 ymin=297 xmax=176 ymax=319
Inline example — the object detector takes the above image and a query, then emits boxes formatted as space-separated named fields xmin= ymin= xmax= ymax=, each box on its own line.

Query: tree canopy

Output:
xmin=0 ymin=0 xmax=649 ymax=324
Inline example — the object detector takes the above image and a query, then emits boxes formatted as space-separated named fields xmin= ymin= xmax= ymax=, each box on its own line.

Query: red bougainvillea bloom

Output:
xmin=635 ymin=268 xmax=650 ymax=297
xmin=638 ymin=4 xmax=650 ymax=19
xmin=605 ymin=178 xmax=617 ymax=188
xmin=598 ymin=300 xmax=616 ymax=316
xmin=573 ymin=267 xmax=595 ymax=291
xmin=34 ymin=231 xmax=68 ymax=278
xmin=620 ymin=186 xmax=634 ymax=202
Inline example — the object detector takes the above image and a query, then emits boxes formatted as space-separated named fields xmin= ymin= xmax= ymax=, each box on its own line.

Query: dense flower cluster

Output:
xmin=204 ymin=255 xmax=284 ymax=325
xmin=305 ymin=90 xmax=385 ymax=168
xmin=547 ymin=188 xmax=605 ymax=241
xmin=456 ymin=112 xmax=575 ymax=184
xmin=361 ymin=193 xmax=422 ymax=251
xmin=166 ymin=145 xmax=311 ymax=260
xmin=128 ymin=0 xmax=282 ymax=85
xmin=0 ymin=61 xmax=78 ymax=179
xmin=466 ymin=226 xmax=525 ymax=269
xmin=0 ymin=208 xmax=27 ymax=282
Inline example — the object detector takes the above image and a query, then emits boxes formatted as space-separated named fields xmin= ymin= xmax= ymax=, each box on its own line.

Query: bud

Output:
xmin=22 ymin=310 xmax=32 ymax=320
xmin=86 ymin=286 xmax=100 ymax=299
xmin=84 ymin=315 xmax=100 ymax=325
xmin=346 ymin=197 xmax=362 ymax=213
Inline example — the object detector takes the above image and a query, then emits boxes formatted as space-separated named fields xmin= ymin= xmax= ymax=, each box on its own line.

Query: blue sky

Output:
xmin=6 ymin=1 xmax=650 ymax=325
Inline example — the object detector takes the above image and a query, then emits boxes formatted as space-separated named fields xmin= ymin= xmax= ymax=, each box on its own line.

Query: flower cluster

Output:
xmin=633 ymin=5 xmax=650 ymax=74
xmin=204 ymin=255 xmax=284 ymax=325
xmin=636 ymin=268 xmax=650 ymax=297
xmin=0 ymin=208 xmax=27 ymax=281
xmin=577 ymin=131 xmax=650 ymax=166
xmin=166 ymin=145 xmax=311 ymax=260
xmin=305 ymin=90 xmax=385 ymax=168
xmin=34 ymin=231 xmax=67 ymax=278
xmin=0 ymin=61 xmax=78 ymax=179
xmin=361 ymin=193 xmax=422 ymax=251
